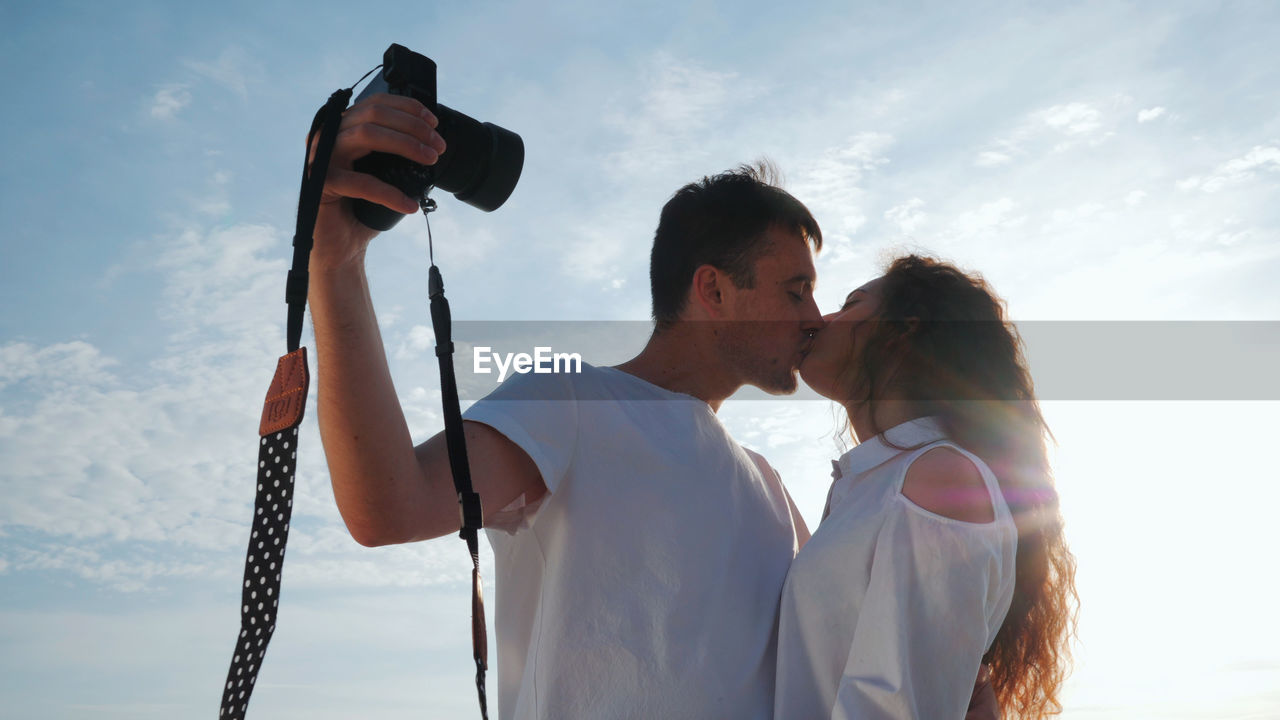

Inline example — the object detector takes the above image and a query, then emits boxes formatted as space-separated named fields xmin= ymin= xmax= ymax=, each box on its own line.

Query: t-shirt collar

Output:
xmin=834 ymin=416 xmax=947 ymax=480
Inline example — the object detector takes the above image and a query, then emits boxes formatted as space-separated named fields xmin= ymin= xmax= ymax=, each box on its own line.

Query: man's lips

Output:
xmin=801 ymin=330 xmax=819 ymax=355
xmin=799 ymin=334 xmax=817 ymax=362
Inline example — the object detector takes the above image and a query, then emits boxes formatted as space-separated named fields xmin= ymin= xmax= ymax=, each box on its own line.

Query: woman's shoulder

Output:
xmin=900 ymin=445 xmax=997 ymax=524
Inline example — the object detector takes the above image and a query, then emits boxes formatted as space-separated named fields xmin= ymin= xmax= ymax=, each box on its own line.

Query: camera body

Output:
xmin=351 ymin=44 xmax=525 ymax=230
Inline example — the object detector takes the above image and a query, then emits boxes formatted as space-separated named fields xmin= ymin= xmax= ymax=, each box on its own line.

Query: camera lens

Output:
xmin=432 ymin=106 xmax=525 ymax=213
xmin=458 ymin=121 xmax=524 ymax=212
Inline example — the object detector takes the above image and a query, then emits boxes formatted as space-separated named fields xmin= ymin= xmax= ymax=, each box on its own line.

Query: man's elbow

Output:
xmin=343 ymin=512 xmax=444 ymax=547
xmin=341 ymin=515 xmax=403 ymax=548
xmin=349 ymin=528 xmax=392 ymax=548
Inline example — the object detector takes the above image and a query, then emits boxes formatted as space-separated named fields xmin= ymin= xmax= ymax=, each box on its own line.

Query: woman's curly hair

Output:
xmin=839 ymin=254 xmax=1079 ymax=718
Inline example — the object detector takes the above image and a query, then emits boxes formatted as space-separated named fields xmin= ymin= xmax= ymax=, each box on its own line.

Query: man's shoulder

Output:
xmin=739 ymin=445 xmax=780 ymax=480
xmin=739 ymin=444 xmax=770 ymax=465
xmin=470 ymin=360 xmax=602 ymax=403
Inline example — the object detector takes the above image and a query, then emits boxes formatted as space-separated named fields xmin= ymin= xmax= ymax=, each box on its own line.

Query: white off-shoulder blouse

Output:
xmin=774 ymin=417 xmax=1018 ymax=719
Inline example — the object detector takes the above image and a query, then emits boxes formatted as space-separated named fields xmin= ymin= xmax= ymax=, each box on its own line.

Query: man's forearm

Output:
xmin=309 ymin=259 xmax=426 ymax=546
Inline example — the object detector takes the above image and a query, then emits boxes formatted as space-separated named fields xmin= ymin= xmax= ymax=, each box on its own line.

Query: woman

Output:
xmin=775 ymin=255 xmax=1077 ymax=718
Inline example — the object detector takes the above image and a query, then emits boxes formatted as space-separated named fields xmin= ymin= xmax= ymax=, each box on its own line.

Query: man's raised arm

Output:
xmin=307 ymin=92 xmax=543 ymax=546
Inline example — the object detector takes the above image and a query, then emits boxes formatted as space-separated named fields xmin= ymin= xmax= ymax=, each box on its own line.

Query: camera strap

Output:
xmin=219 ymin=79 xmax=489 ymax=720
xmin=218 ymin=86 xmax=349 ymax=720
xmin=421 ymin=199 xmax=490 ymax=718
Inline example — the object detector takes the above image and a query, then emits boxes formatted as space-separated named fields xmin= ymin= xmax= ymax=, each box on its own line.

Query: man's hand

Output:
xmin=309 ymin=92 xmax=447 ymax=273
xmin=965 ymin=664 xmax=1001 ymax=720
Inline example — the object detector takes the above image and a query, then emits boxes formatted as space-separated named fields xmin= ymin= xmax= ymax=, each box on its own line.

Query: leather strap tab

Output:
xmin=260 ymin=348 xmax=309 ymax=437
xmin=472 ymin=563 xmax=488 ymax=666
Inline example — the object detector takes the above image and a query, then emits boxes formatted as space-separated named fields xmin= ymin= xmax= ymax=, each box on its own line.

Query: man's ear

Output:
xmin=690 ymin=264 xmax=729 ymax=318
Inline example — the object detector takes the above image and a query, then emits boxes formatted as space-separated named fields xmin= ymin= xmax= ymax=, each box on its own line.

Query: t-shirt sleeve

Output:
xmin=741 ymin=448 xmax=810 ymax=549
xmin=462 ymin=368 xmax=579 ymax=496
xmin=829 ymin=501 xmax=1011 ymax=720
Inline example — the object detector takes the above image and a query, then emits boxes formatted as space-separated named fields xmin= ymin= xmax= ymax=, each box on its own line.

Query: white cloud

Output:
xmin=975 ymin=151 xmax=1012 ymax=167
xmin=1178 ymin=145 xmax=1280 ymax=193
xmin=978 ymin=101 xmax=1113 ymax=165
xmin=562 ymin=222 xmax=630 ymax=283
xmin=0 ymin=341 xmax=118 ymax=391
xmin=0 ymin=220 xmax=466 ymax=593
xmin=791 ymin=132 xmax=894 ymax=249
xmin=402 ymin=209 xmax=502 ymax=270
xmin=393 ymin=324 xmax=435 ymax=361
xmin=1049 ymin=202 xmax=1104 ymax=224
xmin=643 ymin=54 xmax=738 ymax=131
xmin=183 ymin=46 xmax=258 ymax=98
xmin=1125 ymin=190 xmax=1147 ymax=206
xmin=152 ymin=223 xmax=287 ymax=345
xmin=949 ymin=197 xmax=1026 ymax=241
xmin=4 ymin=543 xmax=221 ymax=593
xmin=428 ymin=51 xmax=721 ymax=300
xmin=603 ymin=52 xmax=753 ymax=176
xmin=377 ymin=304 xmax=404 ymax=329
xmin=1038 ymin=102 xmax=1103 ymax=135
xmin=1137 ymin=106 xmax=1167 ymax=123
xmin=195 ymin=197 xmax=231 ymax=216
xmin=149 ymin=85 xmax=191 ymax=120
xmin=885 ymin=198 xmax=927 ymax=234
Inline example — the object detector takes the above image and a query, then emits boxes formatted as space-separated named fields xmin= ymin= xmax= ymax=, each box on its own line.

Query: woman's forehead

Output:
xmin=849 ymin=276 xmax=885 ymax=298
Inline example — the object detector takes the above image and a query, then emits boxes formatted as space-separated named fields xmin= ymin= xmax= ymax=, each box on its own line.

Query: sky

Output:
xmin=1 ymin=0 xmax=1279 ymax=718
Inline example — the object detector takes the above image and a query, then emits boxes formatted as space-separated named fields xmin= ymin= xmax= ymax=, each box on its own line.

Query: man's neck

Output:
xmin=613 ymin=324 xmax=740 ymax=412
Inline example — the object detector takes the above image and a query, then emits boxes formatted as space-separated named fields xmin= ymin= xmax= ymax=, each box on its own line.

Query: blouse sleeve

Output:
xmin=830 ymin=496 xmax=1013 ymax=720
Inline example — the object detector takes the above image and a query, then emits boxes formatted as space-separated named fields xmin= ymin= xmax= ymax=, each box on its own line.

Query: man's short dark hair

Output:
xmin=649 ymin=160 xmax=822 ymax=329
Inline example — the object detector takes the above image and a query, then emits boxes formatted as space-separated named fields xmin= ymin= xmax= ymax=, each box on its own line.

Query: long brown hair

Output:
xmin=838 ymin=254 xmax=1078 ymax=718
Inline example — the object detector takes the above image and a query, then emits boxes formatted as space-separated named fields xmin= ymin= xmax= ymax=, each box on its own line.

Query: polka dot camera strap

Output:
xmin=218 ymin=86 xmax=348 ymax=719
xmin=219 ymin=349 xmax=308 ymax=718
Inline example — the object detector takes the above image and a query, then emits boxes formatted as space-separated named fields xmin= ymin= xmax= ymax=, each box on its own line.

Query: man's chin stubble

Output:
xmin=757 ymin=372 xmax=799 ymax=396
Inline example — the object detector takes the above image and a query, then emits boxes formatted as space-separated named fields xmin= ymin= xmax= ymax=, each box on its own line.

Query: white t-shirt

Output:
xmin=463 ymin=364 xmax=808 ymax=720
xmin=774 ymin=417 xmax=1017 ymax=720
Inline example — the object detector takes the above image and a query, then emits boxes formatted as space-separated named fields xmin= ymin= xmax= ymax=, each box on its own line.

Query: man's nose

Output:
xmin=802 ymin=297 xmax=828 ymax=331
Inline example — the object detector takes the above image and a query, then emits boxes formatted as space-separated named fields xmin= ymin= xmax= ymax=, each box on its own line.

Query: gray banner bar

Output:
xmin=438 ymin=321 xmax=1280 ymax=401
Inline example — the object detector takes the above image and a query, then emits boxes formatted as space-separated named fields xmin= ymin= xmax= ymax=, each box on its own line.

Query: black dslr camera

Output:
xmin=352 ymin=44 xmax=525 ymax=230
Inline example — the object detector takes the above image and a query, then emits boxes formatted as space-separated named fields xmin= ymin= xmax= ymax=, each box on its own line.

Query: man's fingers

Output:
xmin=306 ymin=93 xmax=445 ymax=169
xmin=353 ymin=92 xmax=439 ymax=128
xmin=342 ymin=99 xmax=446 ymax=155
xmin=336 ymin=122 xmax=441 ymax=168
xmin=306 ymin=92 xmax=445 ymax=216
xmin=324 ymin=168 xmax=420 ymax=215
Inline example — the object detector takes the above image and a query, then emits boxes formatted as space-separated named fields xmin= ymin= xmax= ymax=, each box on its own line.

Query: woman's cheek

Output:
xmin=801 ymin=347 xmax=834 ymax=393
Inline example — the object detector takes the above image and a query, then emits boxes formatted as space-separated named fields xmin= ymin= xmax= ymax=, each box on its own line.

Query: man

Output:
xmin=309 ymin=92 xmax=994 ymax=718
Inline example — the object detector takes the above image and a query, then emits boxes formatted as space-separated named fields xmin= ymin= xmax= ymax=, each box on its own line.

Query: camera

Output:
xmin=351 ymin=44 xmax=525 ymax=230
